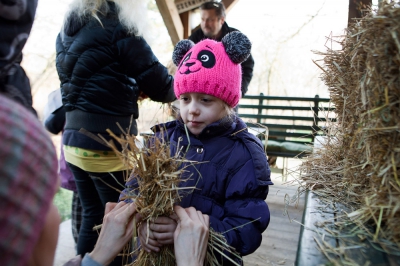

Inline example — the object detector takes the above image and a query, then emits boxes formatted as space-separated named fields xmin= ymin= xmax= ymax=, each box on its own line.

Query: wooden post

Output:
xmin=221 ymin=0 xmax=240 ymax=13
xmin=312 ymin=94 xmax=320 ymax=143
xmin=257 ymin=93 xmax=264 ymax=124
xmin=155 ymin=0 xmax=183 ymax=45
xmin=348 ymin=0 xmax=372 ymax=26
xmin=179 ymin=11 xmax=191 ymax=39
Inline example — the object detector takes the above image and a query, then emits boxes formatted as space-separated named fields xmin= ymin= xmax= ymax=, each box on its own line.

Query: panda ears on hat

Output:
xmin=172 ymin=31 xmax=251 ymax=66
xmin=222 ymin=31 xmax=251 ymax=64
xmin=172 ymin=39 xmax=195 ymax=66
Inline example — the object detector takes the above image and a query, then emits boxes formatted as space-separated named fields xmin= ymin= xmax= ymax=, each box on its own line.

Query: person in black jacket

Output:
xmin=189 ymin=1 xmax=254 ymax=97
xmin=43 ymin=89 xmax=82 ymax=250
xmin=56 ymin=0 xmax=176 ymax=264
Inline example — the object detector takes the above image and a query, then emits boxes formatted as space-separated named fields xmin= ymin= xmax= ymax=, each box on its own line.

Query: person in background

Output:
xmin=0 ymin=0 xmax=37 ymax=115
xmin=0 ymin=93 xmax=210 ymax=266
xmin=189 ymin=1 xmax=255 ymax=97
xmin=56 ymin=0 xmax=176 ymax=263
xmin=43 ymin=89 xmax=82 ymax=248
xmin=123 ymin=31 xmax=272 ymax=265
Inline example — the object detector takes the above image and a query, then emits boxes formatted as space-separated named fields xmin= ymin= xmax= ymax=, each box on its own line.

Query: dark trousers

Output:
xmin=71 ymin=191 xmax=82 ymax=246
xmin=67 ymin=163 xmax=126 ymax=266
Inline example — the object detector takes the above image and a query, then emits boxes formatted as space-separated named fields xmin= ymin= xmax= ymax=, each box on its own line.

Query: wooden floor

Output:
xmin=54 ymin=161 xmax=305 ymax=266
xmin=243 ymin=172 xmax=305 ymax=266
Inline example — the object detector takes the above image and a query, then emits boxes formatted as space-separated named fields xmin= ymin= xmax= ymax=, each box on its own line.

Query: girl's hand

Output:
xmin=150 ymin=216 xmax=177 ymax=245
xmin=138 ymin=216 xmax=177 ymax=252
xmin=173 ymin=206 xmax=209 ymax=266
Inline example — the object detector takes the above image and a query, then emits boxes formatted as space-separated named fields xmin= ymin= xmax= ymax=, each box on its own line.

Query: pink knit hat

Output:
xmin=0 ymin=94 xmax=58 ymax=266
xmin=173 ymin=31 xmax=251 ymax=107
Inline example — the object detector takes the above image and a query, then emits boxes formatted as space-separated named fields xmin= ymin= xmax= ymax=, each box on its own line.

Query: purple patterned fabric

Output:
xmin=0 ymin=94 xmax=58 ymax=266
xmin=60 ymin=140 xmax=77 ymax=191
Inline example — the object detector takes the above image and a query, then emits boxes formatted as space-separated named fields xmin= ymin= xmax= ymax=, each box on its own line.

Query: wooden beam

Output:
xmin=155 ymin=0 xmax=183 ymax=45
xmin=175 ymin=0 xmax=209 ymax=14
xmin=348 ymin=0 xmax=372 ymax=26
xmin=221 ymin=0 xmax=240 ymax=13
xmin=179 ymin=11 xmax=191 ymax=39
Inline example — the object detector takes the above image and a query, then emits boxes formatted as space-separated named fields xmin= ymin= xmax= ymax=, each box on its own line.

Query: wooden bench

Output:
xmin=238 ymin=93 xmax=335 ymax=173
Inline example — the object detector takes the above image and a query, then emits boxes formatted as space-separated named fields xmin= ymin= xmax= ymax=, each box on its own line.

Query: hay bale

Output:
xmin=300 ymin=1 xmax=400 ymax=257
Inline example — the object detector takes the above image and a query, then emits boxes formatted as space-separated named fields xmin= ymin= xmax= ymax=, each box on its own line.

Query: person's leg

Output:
xmin=89 ymin=171 xmax=126 ymax=205
xmin=71 ymin=191 xmax=82 ymax=247
xmin=67 ymin=163 xmax=104 ymax=257
xmin=89 ymin=170 xmax=128 ymax=266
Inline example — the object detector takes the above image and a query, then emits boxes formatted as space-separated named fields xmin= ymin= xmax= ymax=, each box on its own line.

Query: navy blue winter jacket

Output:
xmin=125 ymin=115 xmax=272 ymax=263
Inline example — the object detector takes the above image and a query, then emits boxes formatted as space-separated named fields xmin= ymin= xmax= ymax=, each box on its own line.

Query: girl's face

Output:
xmin=179 ymin=93 xmax=227 ymax=136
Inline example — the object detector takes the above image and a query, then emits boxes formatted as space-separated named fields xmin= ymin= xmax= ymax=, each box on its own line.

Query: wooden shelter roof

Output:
xmin=155 ymin=0 xmax=239 ymax=45
xmin=155 ymin=0 xmax=372 ymax=46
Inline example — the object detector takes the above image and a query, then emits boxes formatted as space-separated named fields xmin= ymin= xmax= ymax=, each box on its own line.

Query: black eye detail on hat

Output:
xmin=197 ymin=50 xmax=215 ymax=68
xmin=179 ymin=52 xmax=192 ymax=69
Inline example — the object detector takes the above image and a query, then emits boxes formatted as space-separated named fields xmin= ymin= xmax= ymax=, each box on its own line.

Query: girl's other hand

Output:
xmin=138 ymin=220 xmax=162 ymax=253
xmin=149 ymin=216 xmax=177 ymax=245
xmin=138 ymin=216 xmax=177 ymax=252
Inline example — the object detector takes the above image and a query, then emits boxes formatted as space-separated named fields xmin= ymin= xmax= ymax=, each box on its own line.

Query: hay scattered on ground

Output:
xmin=290 ymin=2 xmax=400 ymax=263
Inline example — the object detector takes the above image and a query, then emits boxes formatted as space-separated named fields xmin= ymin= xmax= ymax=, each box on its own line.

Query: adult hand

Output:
xmin=89 ymin=201 xmax=137 ymax=266
xmin=138 ymin=216 xmax=177 ymax=252
xmin=173 ymin=206 xmax=209 ymax=266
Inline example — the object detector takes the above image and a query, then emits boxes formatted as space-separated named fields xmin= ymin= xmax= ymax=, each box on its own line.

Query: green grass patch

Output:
xmin=53 ymin=188 xmax=73 ymax=222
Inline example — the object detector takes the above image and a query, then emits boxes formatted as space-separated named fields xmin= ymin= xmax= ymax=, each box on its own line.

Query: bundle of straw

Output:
xmin=296 ymin=1 xmax=400 ymax=260
xmin=102 ymin=127 xmax=242 ymax=266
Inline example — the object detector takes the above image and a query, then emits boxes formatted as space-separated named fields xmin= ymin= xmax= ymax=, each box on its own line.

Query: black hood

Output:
xmin=63 ymin=11 xmax=88 ymax=36
xmin=63 ymin=1 xmax=117 ymax=36
xmin=0 ymin=0 xmax=38 ymax=73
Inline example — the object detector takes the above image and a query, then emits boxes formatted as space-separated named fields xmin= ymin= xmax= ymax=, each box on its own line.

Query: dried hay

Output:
xmin=293 ymin=1 xmax=400 ymax=262
xmin=100 ymin=126 xmax=241 ymax=265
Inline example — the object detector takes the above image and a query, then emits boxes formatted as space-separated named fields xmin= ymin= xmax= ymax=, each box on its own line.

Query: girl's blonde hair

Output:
xmin=222 ymin=103 xmax=236 ymax=124
xmin=224 ymin=103 xmax=235 ymax=117
xmin=64 ymin=0 xmax=151 ymax=40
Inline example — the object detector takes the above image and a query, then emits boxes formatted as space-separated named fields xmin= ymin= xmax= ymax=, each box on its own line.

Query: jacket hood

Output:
xmin=63 ymin=11 xmax=87 ymax=36
xmin=63 ymin=2 xmax=117 ymax=36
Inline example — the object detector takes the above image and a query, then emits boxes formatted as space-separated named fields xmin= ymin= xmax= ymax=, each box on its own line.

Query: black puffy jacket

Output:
xmin=56 ymin=4 xmax=175 ymax=140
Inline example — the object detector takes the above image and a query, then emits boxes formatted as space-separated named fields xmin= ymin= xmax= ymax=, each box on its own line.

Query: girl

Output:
xmin=125 ymin=31 xmax=273 ymax=265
